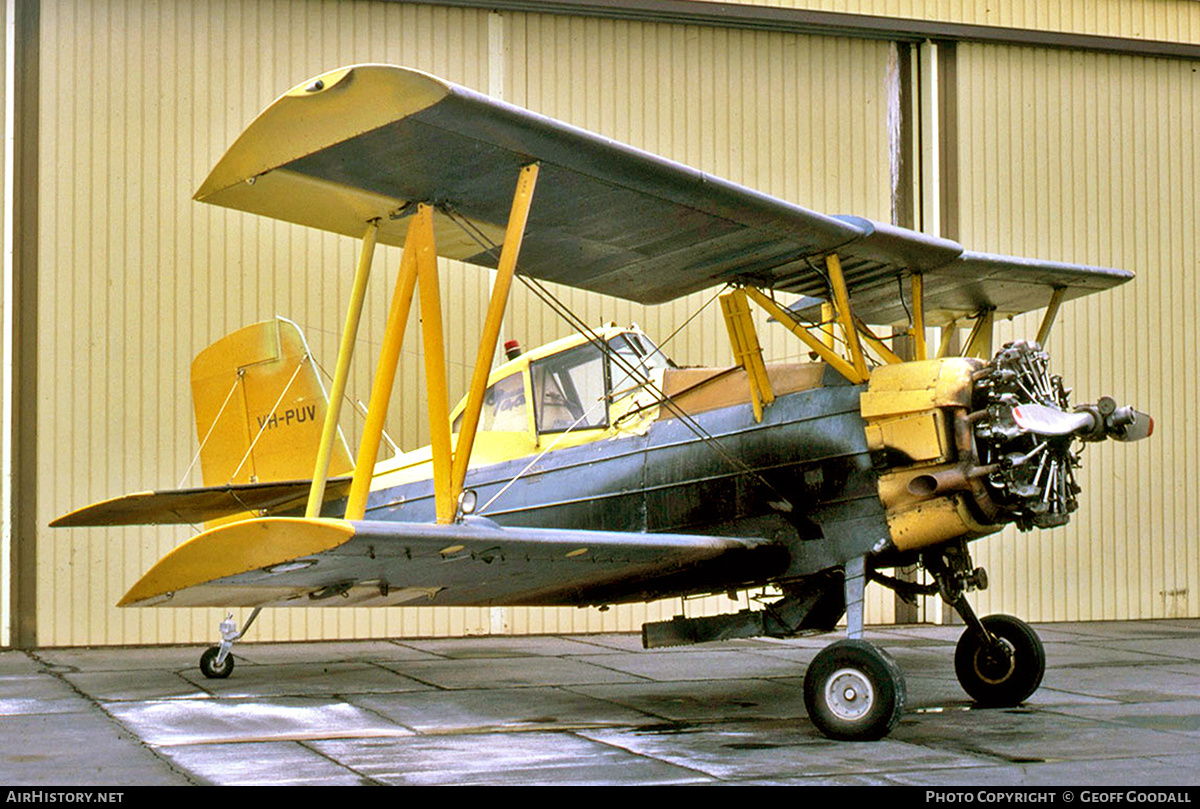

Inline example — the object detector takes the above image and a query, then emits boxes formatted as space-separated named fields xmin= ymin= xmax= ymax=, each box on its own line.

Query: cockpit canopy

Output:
xmin=452 ymin=329 xmax=671 ymax=437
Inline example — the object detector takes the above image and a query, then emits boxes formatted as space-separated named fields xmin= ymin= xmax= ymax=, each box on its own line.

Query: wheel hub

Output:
xmin=826 ymin=667 xmax=875 ymax=721
xmin=973 ymin=638 xmax=1016 ymax=685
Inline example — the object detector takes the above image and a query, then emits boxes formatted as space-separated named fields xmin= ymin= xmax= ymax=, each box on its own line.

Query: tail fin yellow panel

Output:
xmin=191 ymin=318 xmax=352 ymax=487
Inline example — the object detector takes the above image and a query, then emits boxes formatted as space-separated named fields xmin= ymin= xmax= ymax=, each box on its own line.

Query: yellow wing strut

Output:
xmin=826 ymin=253 xmax=869 ymax=381
xmin=410 ymin=206 xmax=456 ymax=524
xmin=306 ymin=220 xmax=378 ymax=518
xmin=719 ymin=288 xmax=774 ymax=422
xmin=449 ymin=164 xmax=540 ymax=512
xmin=742 ymin=286 xmax=866 ymax=384
xmin=1036 ymin=287 xmax=1066 ymax=347
xmin=343 ymin=167 xmax=539 ymax=525
xmin=911 ymin=272 xmax=927 ymax=360
xmin=344 ymin=214 xmax=423 ymax=520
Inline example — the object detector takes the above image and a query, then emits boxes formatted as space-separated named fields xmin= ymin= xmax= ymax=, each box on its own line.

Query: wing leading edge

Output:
xmin=117 ymin=516 xmax=790 ymax=609
xmin=195 ymin=64 xmax=1131 ymax=318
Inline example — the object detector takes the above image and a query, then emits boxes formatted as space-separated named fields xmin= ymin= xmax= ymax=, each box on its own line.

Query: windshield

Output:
xmin=608 ymin=332 xmax=671 ymax=398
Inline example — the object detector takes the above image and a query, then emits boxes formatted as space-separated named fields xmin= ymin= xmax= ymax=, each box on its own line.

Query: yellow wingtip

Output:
xmin=118 ymin=517 xmax=356 ymax=607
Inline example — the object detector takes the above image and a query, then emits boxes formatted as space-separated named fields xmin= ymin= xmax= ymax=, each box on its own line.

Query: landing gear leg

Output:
xmin=926 ymin=544 xmax=1045 ymax=706
xmin=844 ymin=555 xmax=865 ymax=640
xmin=199 ymin=607 xmax=261 ymax=679
xmin=804 ymin=556 xmax=907 ymax=741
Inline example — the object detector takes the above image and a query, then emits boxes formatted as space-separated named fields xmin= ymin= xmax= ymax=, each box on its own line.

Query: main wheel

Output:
xmin=954 ymin=614 xmax=1044 ymax=706
xmin=804 ymin=640 xmax=906 ymax=741
xmin=199 ymin=646 xmax=234 ymax=679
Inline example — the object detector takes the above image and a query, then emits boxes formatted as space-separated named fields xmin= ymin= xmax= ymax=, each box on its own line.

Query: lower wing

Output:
xmin=117 ymin=516 xmax=789 ymax=609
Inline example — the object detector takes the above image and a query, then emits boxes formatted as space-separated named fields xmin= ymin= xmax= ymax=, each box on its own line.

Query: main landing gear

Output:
xmin=804 ymin=546 xmax=1046 ymax=741
xmin=804 ymin=639 xmax=906 ymax=741
xmin=199 ymin=608 xmax=261 ymax=679
xmin=804 ymin=556 xmax=907 ymax=741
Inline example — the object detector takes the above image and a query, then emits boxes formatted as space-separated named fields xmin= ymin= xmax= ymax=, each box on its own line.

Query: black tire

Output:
xmin=954 ymin=614 xmax=1045 ymax=706
xmin=804 ymin=639 xmax=906 ymax=741
xmin=199 ymin=646 xmax=234 ymax=679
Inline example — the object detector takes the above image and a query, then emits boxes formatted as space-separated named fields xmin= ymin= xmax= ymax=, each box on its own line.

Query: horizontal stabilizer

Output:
xmin=117 ymin=516 xmax=789 ymax=609
xmin=50 ymin=478 xmax=350 ymax=527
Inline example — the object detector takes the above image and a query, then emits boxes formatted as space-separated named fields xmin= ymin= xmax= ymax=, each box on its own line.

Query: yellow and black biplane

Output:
xmin=54 ymin=65 xmax=1152 ymax=741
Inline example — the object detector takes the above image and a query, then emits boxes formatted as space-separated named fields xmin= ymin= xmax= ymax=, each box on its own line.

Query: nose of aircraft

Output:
xmin=971 ymin=340 xmax=1151 ymax=531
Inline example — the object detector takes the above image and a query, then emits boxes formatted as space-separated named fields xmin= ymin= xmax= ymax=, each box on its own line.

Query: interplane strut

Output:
xmin=334 ymin=165 xmax=540 ymax=525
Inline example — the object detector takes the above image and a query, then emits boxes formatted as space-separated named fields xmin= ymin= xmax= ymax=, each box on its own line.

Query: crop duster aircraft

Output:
xmin=54 ymin=65 xmax=1153 ymax=741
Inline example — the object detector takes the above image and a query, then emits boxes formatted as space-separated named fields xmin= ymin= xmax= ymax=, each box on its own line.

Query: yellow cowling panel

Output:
xmin=886 ymin=496 xmax=999 ymax=553
xmin=864 ymin=410 xmax=950 ymax=465
xmin=861 ymin=358 xmax=1002 ymax=551
xmin=859 ymin=358 xmax=978 ymax=419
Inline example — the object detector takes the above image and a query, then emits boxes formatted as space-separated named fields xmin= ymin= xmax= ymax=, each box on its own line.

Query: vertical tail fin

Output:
xmin=190 ymin=317 xmax=352 ymax=487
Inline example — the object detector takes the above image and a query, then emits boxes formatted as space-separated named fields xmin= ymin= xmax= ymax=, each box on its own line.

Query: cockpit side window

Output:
xmin=531 ymin=343 xmax=608 ymax=433
xmin=452 ymin=371 xmax=528 ymax=433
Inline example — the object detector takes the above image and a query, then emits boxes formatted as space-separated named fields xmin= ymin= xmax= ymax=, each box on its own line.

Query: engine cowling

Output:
xmin=862 ymin=342 xmax=1150 ymax=552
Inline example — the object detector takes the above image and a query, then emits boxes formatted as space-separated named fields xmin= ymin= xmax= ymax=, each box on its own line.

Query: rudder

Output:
xmin=191 ymin=317 xmax=352 ymax=487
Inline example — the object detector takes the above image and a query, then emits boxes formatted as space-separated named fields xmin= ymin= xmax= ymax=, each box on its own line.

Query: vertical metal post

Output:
xmin=449 ymin=164 xmax=539 ymax=509
xmin=911 ymin=272 xmax=927 ymax=360
xmin=306 ymin=220 xmax=378 ymax=518
xmin=344 ymin=220 xmax=422 ymax=521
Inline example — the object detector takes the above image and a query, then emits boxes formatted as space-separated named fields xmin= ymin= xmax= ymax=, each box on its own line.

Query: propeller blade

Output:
xmin=1011 ymin=404 xmax=1095 ymax=436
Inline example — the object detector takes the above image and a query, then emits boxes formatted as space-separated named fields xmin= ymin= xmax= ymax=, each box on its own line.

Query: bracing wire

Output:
xmin=438 ymin=204 xmax=795 ymax=511
xmin=226 ymin=355 xmax=312 ymax=485
xmin=177 ymin=373 xmax=243 ymax=488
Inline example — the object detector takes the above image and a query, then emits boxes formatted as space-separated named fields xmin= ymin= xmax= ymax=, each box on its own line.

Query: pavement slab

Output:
xmin=3 ymin=619 xmax=1199 ymax=786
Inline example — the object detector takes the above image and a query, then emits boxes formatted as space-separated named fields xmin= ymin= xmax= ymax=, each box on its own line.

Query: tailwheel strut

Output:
xmin=200 ymin=607 xmax=262 ymax=679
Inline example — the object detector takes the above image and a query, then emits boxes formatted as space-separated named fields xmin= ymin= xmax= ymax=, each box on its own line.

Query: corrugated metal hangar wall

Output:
xmin=3 ymin=0 xmax=1197 ymax=647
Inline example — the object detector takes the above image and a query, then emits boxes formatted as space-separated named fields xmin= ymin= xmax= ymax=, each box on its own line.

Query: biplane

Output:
xmin=53 ymin=65 xmax=1152 ymax=741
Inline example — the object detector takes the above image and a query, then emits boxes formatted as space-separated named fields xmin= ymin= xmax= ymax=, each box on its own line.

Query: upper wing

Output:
xmin=116 ymin=516 xmax=789 ymax=608
xmin=196 ymin=64 xmax=1131 ymax=314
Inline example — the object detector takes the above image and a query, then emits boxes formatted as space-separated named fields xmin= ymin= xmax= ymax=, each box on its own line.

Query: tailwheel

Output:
xmin=804 ymin=639 xmax=906 ymax=741
xmin=198 ymin=609 xmax=260 ymax=679
xmin=199 ymin=646 xmax=234 ymax=679
xmin=954 ymin=614 xmax=1045 ymax=706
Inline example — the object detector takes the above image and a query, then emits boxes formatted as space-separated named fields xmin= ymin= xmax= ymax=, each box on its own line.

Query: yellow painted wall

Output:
xmin=958 ymin=43 xmax=1199 ymax=622
xmin=709 ymin=0 xmax=1200 ymax=43
xmin=36 ymin=0 xmax=894 ymax=645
